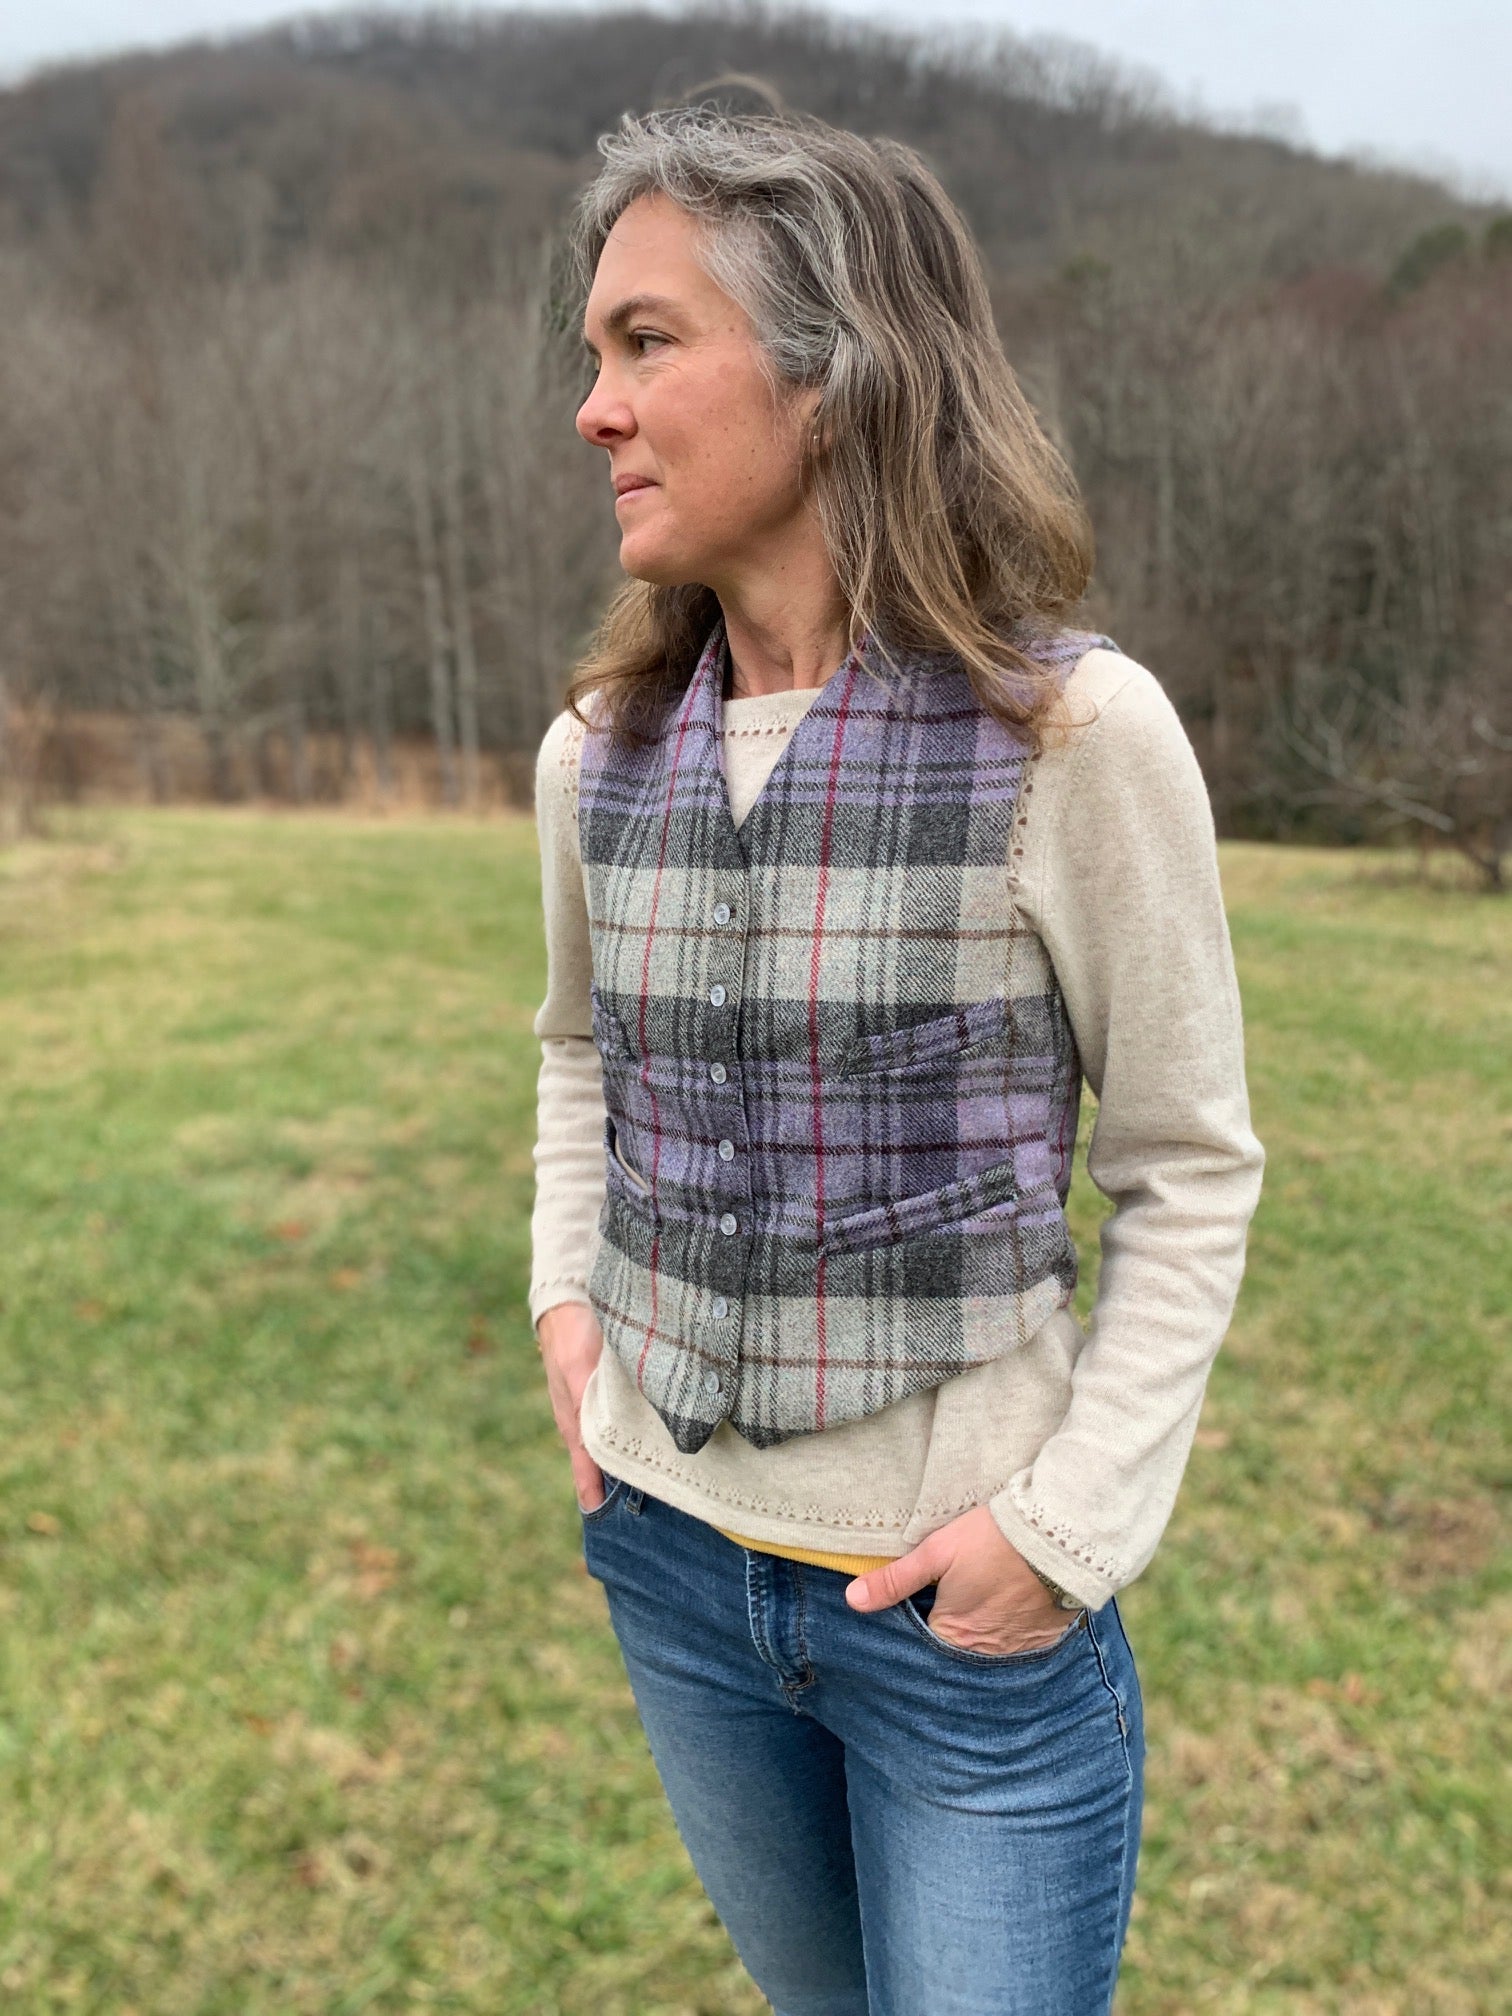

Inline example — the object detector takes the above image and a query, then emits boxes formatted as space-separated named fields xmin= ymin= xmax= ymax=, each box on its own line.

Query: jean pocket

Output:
xmin=901 ymin=1584 xmax=1089 ymax=1666
xmin=577 ymin=1472 xmax=626 ymax=1523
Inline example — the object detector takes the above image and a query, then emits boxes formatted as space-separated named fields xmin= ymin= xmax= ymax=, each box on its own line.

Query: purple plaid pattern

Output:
xmin=579 ymin=614 xmax=1122 ymax=1454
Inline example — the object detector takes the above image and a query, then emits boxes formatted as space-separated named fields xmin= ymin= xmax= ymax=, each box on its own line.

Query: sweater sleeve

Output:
xmin=527 ymin=708 xmax=609 ymax=1334
xmin=985 ymin=654 xmax=1266 ymax=1610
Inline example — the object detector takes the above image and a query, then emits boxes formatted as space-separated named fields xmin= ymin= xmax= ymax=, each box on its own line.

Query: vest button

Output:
xmin=712 ymin=901 xmax=732 ymax=925
xmin=719 ymin=1211 xmax=738 ymax=1235
xmin=709 ymin=1062 xmax=727 ymax=1084
xmin=709 ymin=983 xmax=727 ymax=1006
xmin=703 ymin=1369 xmax=722 ymax=1397
xmin=718 ymin=1139 xmax=735 ymax=1160
xmin=711 ymin=1295 xmax=729 ymax=1318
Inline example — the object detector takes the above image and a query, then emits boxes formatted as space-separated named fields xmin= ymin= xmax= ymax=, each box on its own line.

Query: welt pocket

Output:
xmin=605 ymin=1115 xmax=653 ymax=1196
xmin=817 ymin=1154 xmax=1025 ymax=1257
xmin=841 ymin=995 xmax=1012 ymax=1078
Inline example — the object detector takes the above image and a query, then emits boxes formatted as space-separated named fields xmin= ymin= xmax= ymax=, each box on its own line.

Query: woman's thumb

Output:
xmin=845 ymin=1545 xmax=936 ymax=1611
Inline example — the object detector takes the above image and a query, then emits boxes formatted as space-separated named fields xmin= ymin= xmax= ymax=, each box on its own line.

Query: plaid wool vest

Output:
xmin=579 ymin=614 xmax=1122 ymax=1454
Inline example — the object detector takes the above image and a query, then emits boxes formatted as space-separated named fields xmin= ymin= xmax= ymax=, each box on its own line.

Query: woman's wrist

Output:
xmin=1023 ymin=1557 xmax=1085 ymax=1611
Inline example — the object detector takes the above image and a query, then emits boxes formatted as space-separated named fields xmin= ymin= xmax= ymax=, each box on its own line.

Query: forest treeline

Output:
xmin=1 ymin=2 xmax=1507 ymax=881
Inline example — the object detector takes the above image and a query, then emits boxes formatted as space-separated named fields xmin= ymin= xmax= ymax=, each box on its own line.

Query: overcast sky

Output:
xmin=4 ymin=0 xmax=1508 ymax=204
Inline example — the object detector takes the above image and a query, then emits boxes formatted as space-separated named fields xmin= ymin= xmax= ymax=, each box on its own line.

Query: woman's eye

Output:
xmin=579 ymin=333 xmax=664 ymax=381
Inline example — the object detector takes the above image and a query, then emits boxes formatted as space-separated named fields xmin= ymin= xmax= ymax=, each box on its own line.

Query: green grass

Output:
xmin=0 ymin=810 xmax=1506 ymax=2015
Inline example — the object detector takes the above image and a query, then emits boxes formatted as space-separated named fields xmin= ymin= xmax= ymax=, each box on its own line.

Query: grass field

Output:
xmin=0 ymin=809 xmax=1506 ymax=2015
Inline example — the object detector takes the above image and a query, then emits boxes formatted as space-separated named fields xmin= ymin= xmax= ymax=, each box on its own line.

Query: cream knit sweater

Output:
xmin=528 ymin=646 xmax=1265 ymax=1611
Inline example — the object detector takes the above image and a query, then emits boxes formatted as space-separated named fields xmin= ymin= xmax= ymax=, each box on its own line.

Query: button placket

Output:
xmin=702 ymin=881 xmax=749 ymax=1406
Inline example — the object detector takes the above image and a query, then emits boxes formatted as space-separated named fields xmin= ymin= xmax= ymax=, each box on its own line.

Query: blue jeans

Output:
xmin=580 ymin=1472 xmax=1145 ymax=2015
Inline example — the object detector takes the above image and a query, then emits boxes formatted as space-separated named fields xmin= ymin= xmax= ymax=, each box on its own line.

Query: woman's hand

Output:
xmin=535 ymin=1301 xmax=608 ymax=1512
xmin=843 ymin=1504 xmax=1077 ymax=1654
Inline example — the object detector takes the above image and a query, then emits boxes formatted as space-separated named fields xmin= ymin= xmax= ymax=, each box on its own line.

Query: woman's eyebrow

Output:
xmin=581 ymin=293 xmax=683 ymax=351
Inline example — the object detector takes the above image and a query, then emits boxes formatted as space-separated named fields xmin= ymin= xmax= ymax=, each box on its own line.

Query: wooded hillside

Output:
xmin=2 ymin=3 xmax=1507 ymax=877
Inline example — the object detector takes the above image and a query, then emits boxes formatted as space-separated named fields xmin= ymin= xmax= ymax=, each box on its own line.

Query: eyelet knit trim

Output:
xmin=592 ymin=1424 xmax=911 ymax=1530
xmin=590 ymin=1420 xmax=1031 ymax=1535
xmin=1007 ymin=750 xmax=1038 ymax=883
xmin=1003 ymin=1486 xmax=1124 ymax=1585
xmin=555 ymin=712 xmax=586 ymax=814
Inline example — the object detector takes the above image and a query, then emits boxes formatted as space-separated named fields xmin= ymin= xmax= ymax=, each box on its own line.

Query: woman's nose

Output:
xmin=576 ymin=377 xmax=634 ymax=447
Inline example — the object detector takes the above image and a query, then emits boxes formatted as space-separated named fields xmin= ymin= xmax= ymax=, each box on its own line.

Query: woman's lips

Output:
xmin=615 ymin=481 xmax=657 ymax=504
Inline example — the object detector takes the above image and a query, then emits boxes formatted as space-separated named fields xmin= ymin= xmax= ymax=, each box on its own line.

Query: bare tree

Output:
xmin=0 ymin=5 xmax=1502 ymax=847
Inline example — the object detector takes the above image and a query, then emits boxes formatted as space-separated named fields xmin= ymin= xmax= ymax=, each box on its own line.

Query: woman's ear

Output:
xmin=793 ymin=385 xmax=826 ymax=462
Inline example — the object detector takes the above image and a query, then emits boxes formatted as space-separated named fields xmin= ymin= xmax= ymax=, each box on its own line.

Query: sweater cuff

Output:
xmin=528 ymin=1281 xmax=593 ymax=1333
xmin=986 ymin=1490 xmax=1122 ymax=1614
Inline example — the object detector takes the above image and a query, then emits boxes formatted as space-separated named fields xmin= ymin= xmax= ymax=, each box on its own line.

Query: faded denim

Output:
xmin=580 ymin=1472 xmax=1144 ymax=2015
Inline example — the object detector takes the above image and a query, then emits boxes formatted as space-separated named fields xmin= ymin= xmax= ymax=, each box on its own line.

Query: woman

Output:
xmin=529 ymin=101 xmax=1264 ymax=2015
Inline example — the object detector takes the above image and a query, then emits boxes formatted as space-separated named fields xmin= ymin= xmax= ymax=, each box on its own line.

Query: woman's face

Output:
xmin=576 ymin=192 xmax=820 ymax=590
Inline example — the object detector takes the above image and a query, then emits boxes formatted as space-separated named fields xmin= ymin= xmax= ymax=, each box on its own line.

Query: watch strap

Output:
xmin=1025 ymin=1556 xmax=1084 ymax=1611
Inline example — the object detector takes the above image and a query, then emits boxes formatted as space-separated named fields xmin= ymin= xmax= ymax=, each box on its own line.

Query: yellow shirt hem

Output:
xmin=714 ymin=1526 xmax=896 ymax=1578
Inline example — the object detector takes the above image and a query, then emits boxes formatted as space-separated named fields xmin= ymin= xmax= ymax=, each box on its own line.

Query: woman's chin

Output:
xmin=617 ymin=537 xmax=700 ymax=589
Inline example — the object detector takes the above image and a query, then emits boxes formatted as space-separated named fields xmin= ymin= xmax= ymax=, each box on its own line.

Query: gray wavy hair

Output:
xmin=562 ymin=96 xmax=1096 ymax=751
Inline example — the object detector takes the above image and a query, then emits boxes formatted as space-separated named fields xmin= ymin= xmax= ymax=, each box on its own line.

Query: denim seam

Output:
xmin=1084 ymin=1606 xmax=1136 ymax=2013
xmin=745 ymin=1549 xmax=775 ymax=1669
xmin=789 ymin=1564 xmax=816 ymax=1694
xmin=1085 ymin=1605 xmax=1129 ymax=1721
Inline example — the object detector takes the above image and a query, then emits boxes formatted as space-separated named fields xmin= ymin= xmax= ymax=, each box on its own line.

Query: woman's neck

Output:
xmin=722 ymin=654 xmax=833 ymax=706
xmin=721 ymin=622 xmax=854 ymax=700
xmin=709 ymin=560 xmax=853 ymax=700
